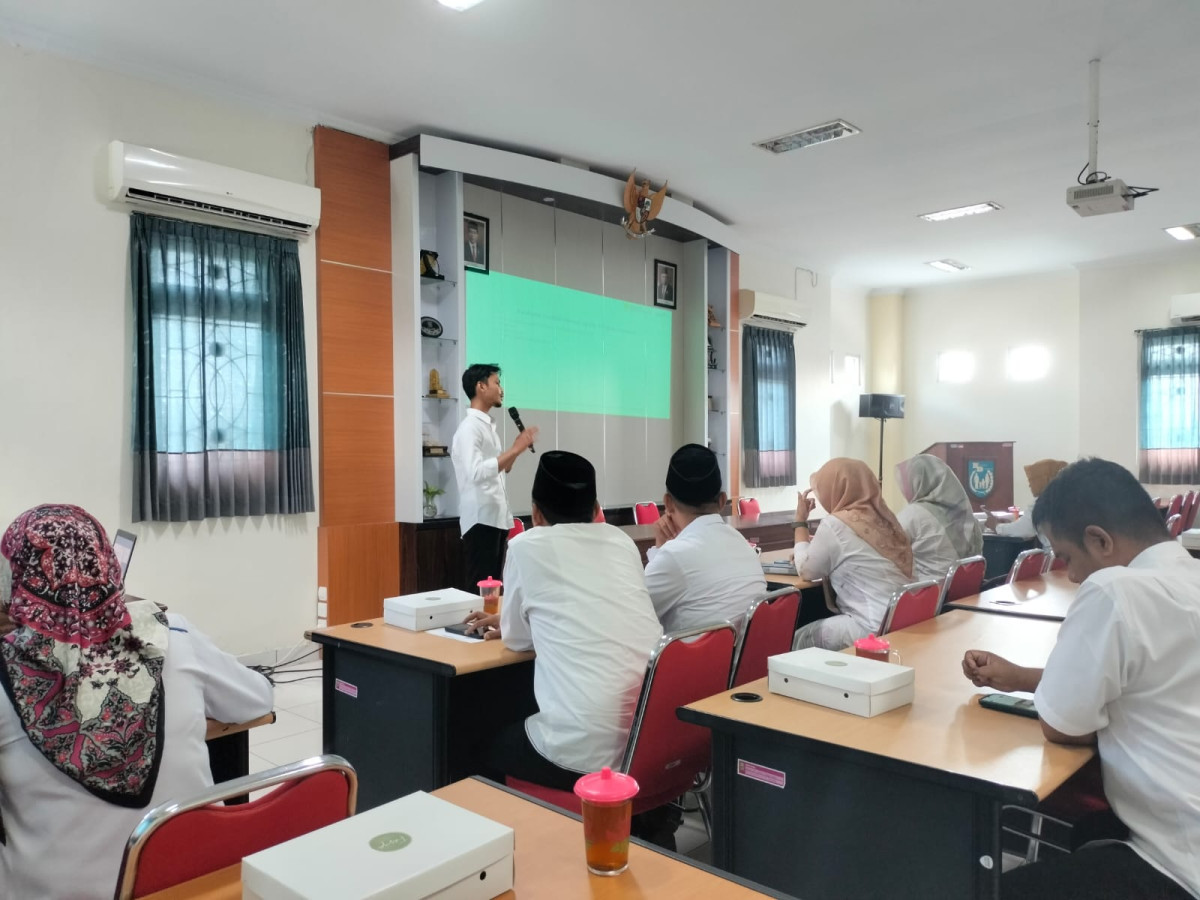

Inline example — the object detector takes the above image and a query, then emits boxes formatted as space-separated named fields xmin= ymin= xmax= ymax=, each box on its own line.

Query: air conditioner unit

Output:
xmin=1170 ymin=293 xmax=1200 ymax=325
xmin=738 ymin=290 xmax=807 ymax=332
xmin=106 ymin=141 xmax=320 ymax=237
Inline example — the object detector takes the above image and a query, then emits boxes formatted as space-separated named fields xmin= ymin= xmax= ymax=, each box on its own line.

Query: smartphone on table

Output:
xmin=978 ymin=693 xmax=1039 ymax=719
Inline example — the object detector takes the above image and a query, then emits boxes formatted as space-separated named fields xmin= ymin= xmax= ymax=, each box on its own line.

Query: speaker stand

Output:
xmin=875 ymin=416 xmax=886 ymax=484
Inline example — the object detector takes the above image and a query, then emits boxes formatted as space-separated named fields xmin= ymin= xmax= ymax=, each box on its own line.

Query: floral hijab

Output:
xmin=811 ymin=458 xmax=914 ymax=578
xmin=0 ymin=505 xmax=168 ymax=807
xmin=895 ymin=453 xmax=984 ymax=559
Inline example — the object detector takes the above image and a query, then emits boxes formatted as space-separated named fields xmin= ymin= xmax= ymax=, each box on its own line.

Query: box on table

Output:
xmin=383 ymin=588 xmax=480 ymax=632
xmin=767 ymin=647 xmax=915 ymax=717
xmin=242 ymin=790 xmax=514 ymax=900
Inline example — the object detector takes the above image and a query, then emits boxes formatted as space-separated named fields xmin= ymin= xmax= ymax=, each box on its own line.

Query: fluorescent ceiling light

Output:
xmin=1006 ymin=345 xmax=1051 ymax=382
xmin=927 ymin=259 xmax=970 ymax=273
xmin=1165 ymin=225 xmax=1199 ymax=241
xmin=754 ymin=120 xmax=860 ymax=154
xmin=937 ymin=351 xmax=975 ymax=384
xmin=919 ymin=202 xmax=1003 ymax=222
xmin=437 ymin=0 xmax=486 ymax=9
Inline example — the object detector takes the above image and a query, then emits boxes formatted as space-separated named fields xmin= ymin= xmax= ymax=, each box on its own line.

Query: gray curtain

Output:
xmin=742 ymin=325 xmax=797 ymax=488
xmin=1139 ymin=326 xmax=1200 ymax=484
xmin=132 ymin=213 xmax=314 ymax=521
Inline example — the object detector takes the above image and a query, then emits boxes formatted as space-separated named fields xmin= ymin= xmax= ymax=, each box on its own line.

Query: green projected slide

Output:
xmin=465 ymin=271 xmax=672 ymax=419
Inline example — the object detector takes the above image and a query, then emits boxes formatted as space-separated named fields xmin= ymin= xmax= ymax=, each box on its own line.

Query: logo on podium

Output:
xmin=967 ymin=460 xmax=996 ymax=499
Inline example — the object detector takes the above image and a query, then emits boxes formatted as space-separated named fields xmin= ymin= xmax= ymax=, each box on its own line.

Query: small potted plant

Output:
xmin=422 ymin=481 xmax=445 ymax=519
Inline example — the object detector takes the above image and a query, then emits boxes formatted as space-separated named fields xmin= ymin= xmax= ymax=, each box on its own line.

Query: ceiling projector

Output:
xmin=1066 ymin=179 xmax=1135 ymax=217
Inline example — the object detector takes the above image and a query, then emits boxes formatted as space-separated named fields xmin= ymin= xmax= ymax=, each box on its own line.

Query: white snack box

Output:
xmin=384 ymin=588 xmax=480 ymax=632
xmin=767 ymin=647 xmax=915 ymax=717
xmin=242 ymin=790 xmax=514 ymax=900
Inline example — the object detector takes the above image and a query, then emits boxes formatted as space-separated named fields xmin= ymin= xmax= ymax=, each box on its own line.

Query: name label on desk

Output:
xmin=335 ymin=678 xmax=359 ymax=699
xmin=737 ymin=759 xmax=786 ymax=789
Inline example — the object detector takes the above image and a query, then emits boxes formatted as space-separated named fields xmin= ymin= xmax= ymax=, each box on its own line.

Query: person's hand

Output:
xmin=463 ymin=611 xmax=501 ymax=640
xmin=513 ymin=426 xmax=539 ymax=452
xmin=962 ymin=650 xmax=1037 ymax=693
xmin=653 ymin=512 xmax=680 ymax=548
xmin=981 ymin=507 xmax=1001 ymax=531
xmin=796 ymin=489 xmax=816 ymax=520
xmin=0 ymin=609 xmax=14 ymax=637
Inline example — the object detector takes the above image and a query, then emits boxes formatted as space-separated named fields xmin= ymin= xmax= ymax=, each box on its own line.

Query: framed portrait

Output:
xmin=653 ymin=259 xmax=677 ymax=310
xmin=463 ymin=213 xmax=490 ymax=274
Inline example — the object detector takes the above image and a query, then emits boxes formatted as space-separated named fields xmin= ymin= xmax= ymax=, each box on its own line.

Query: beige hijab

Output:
xmin=811 ymin=458 xmax=914 ymax=578
xmin=1025 ymin=459 xmax=1069 ymax=498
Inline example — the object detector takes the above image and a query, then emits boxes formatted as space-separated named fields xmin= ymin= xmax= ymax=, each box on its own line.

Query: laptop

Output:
xmin=112 ymin=529 xmax=137 ymax=580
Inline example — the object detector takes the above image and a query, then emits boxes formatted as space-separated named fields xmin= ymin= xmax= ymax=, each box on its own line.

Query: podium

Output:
xmin=922 ymin=442 xmax=1014 ymax=511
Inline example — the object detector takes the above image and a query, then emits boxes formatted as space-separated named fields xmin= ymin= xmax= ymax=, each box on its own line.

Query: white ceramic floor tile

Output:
xmin=269 ymin=677 xmax=322 ymax=711
xmin=676 ymin=810 xmax=709 ymax=855
xmin=252 ymin=729 xmax=325 ymax=767
xmin=247 ymin=752 xmax=275 ymax=775
xmin=288 ymin=700 xmax=323 ymax=724
xmin=249 ymin=708 xmax=321 ymax=748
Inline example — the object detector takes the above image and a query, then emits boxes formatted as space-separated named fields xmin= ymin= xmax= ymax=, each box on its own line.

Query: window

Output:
xmin=937 ymin=350 xmax=975 ymax=384
xmin=1139 ymin=327 xmax=1200 ymax=484
xmin=131 ymin=213 xmax=314 ymax=521
xmin=742 ymin=325 xmax=797 ymax=487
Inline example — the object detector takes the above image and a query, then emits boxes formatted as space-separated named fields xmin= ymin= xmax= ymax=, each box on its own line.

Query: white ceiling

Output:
xmin=3 ymin=0 xmax=1200 ymax=288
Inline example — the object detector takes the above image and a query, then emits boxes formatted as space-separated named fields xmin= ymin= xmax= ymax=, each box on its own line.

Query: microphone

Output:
xmin=508 ymin=406 xmax=535 ymax=453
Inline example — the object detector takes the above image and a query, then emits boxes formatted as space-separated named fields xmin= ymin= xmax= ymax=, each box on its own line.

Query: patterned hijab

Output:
xmin=1025 ymin=459 xmax=1069 ymax=498
xmin=811 ymin=458 xmax=914 ymax=578
xmin=895 ymin=453 xmax=984 ymax=559
xmin=0 ymin=505 xmax=168 ymax=807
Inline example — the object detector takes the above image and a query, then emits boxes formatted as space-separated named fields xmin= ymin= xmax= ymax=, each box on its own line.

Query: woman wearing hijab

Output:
xmin=985 ymin=459 xmax=1069 ymax=539
xmin=0 ymin=504 xmax=273 ymax=899
xmin=792 ymin=458 xmax=915 ymax=650
xmin=895 ymin=453 xmax=984 ymax=581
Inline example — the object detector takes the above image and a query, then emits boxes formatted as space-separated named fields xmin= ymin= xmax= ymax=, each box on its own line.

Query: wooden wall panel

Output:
xmin=319 ymin=522 xmax=399 ymax=625
xmin=318 ymin=261 xmax=393 ymax=396
xmin=313 ymin=127 xmax=392 ymax=271
xmin=320 ymin=394 xmax=395 ymax=526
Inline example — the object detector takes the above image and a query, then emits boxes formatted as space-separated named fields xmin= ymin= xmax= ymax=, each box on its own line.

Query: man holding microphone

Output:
xmin=451 ymin=364 xmax=538 ymax=592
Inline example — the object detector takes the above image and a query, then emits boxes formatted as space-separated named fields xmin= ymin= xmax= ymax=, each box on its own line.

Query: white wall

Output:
xmin=0 ymin=42 xmax=319 ymax=656
xmin=901 ymin=270 xmax=1081 ymax=508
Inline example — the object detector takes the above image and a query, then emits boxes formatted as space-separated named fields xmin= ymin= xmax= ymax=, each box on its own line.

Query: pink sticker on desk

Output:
xmin=334 ymin=678 xmax=358 ymax=699
xmin=737 ymin=759 xmax=786 ymax=789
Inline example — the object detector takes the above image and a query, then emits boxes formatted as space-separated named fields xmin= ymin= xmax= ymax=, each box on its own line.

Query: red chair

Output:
xmin=1043 ymin=550 xmax=1067 ymax=572
xmin=1167 ymin=513 xmax=1184 ymax=538
xmin=939 ymin=556 xmax=986 ymax=611
xmin=594 ymin=507 xmax=607 ymax=523
xmin=507 ymin=517 xmax=526 ymax=542
xmin=1008 ymin=548 xmax=1048 ymax=583
xmin=730 ymin=588 xmax=800 ymax=687
xmin=1166 ymin=493 xmax=1184 ymax=520
xmin=1184 ymin=490 xmax=1200 ymax=531
xmin=116 ymin=755 xmax=357 ymax=899
xmin=507 ymin=622 xmax=737 ymax=834
xmin=880 ymin=580 xmax=942 ymax=634
xmin=737 ymin=497 xmax=761 ymax=518
xmin=634 ymin=502 xmax=661 ymax=525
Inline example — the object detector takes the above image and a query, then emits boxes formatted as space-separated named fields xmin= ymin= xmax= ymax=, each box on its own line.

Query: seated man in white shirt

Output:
xmin=465 ymin=450 xmax=663 ymax=796
xmin=961 ymin=458 xmax=1200 ymax=900
xmin=645 ymin=443 xmax=766 ymax=635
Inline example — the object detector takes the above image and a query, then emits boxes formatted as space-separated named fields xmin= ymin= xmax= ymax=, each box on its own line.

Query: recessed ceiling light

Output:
xmin=918 ymin=202 xmax=1003 ymax=223
xmin=1165 ymin=225 xmax=1199 ymax=241
xmin=753 ymin=120 xmax=860 ymax=154
xmin=437 ymin=0 xmax=486 ymax=10
xmin=927 ymin=259 xmax=970 ymax=273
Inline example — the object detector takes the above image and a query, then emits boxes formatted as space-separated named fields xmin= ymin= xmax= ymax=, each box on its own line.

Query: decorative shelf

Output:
xmin=709 ymin=323 xmax=725 ymax=330
xmin=421 ymin=395 xmax=458 ymax=402
xmin=421 ymin=335 xmax=458 ymax=345
xmin=421 ymin=276 xmax=457 ymax=287
xmin=707 ymin=367 xmax=726 ymax=374
xmin=422 ymin=452 xmax=452 ymax=459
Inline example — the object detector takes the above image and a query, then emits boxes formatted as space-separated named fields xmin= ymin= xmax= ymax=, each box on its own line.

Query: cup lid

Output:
xmin=476 ymin=576 xmax=502 ymax=589
xmin=853 ymin=633 xmax=890 ymax=652
xmin=574 ymin=766 xmax=639 ymax=804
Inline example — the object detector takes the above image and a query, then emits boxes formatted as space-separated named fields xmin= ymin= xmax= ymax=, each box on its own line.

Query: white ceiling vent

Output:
xmin=754 ymin=120 xmax=860 ymax=154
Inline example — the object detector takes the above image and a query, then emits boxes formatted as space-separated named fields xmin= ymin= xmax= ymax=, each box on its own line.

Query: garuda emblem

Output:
xmin=621 ymin=171 xmax=668 ymax=239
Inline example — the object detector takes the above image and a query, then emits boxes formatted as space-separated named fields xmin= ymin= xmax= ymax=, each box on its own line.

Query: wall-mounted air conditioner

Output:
xmin=106 ymin=141 xmax=321 ymax=238
xmin=1170 ymin=293 xmax=1200 ymax=325
xmin=738 ymin=290 xmax=807 ymax=332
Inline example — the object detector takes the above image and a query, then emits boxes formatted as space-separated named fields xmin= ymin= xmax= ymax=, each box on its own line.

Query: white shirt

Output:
xmin=794 ymin=516 xmax=912 ymax=635
xmin=451 ymin=408 xmax=512 ymax=535
xmin=1035 ymin=541 xmax=1200 ymax=899
xmin=996 ymin=515 xmax=1037 ymax=539
xmin=501 ymin=523 xmax=663 ymax=773
xmin=898 ymin=503 xmax=958 ymax=583
xmin=644 ymin=514 xmax=767 ymax=635
xmin=0 ymin=613 xmax=273 ymax=900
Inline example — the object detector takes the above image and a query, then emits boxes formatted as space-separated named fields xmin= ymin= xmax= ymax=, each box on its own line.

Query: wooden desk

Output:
xmin=679 ymin=611 xmax=1093 ymax=900
xmin=757 ymin=548 xmax=819 ymax=591
xmin=307 ymin=619 xmax=536 ymax=811
xmin=143 ymin=778 xmax=785 ymax=900
xmin=623 ymin=509 xmax=799 ymax=563
xmin=946 ymin=569 xmax=1077 ymax=621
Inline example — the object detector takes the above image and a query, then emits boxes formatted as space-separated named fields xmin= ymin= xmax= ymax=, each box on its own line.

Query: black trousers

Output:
xmin=1003 ymin=843 xmax=1193 ymax=900
xmin=461 ymin=524 xmax=508 ymax=593
xmin=481 ymin=718 xmax=581 ymax=791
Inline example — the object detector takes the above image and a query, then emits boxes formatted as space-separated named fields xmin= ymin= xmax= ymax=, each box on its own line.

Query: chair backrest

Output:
xmin=633 ymin=502 xmax=661 ymax=526
xmin=1167 ymin=513 xmax=1184 ymax=538
xmin=940 ymin=555 xmax=986 ymax=609
xmin=116 ymin=755 xmax=357 ymax=899
xmin=1008 ymin=548 xmax=1048 ymax=583
xmin=1167 ymin=493 xmax=1184 ymax=519
xmin=880 ymin=580 xmax=942 ymax=634
xmin=1185 ymin=491 xmax=1200 ymax=531
xmin=507 ymin=518 xmax=526 ymax=542
xmin=621 ymin=623 xmax=737 ymax=810
xmin=594 ymin=507 xmax=606 ymax=523
xmin=1043 ymin=550 xmax=1067 ymax=572
xmin=730 ymin=588 xmax=800 ymax=688
xmin=737 ymin=497 xmax=761 ymax=518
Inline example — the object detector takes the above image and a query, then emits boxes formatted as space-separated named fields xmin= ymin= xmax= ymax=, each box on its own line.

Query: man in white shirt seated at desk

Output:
xmin=644 ymin=443 xmax=766 ymax=634
xmin=962 ymin=458 xmax=1200 ymax=900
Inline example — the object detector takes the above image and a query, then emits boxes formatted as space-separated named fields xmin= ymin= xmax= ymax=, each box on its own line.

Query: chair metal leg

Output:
xmin=696 ymin=787 xmax=713 ymax=841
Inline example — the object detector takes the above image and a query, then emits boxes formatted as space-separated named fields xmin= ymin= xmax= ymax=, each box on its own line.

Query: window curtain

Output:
xmin=1139 ymin=326 xmax=1200 ymax=485
xmin=742 ymin=324 xmax=797 ymax=488
xmin=132 ymin=213 xmax=314 ymax=521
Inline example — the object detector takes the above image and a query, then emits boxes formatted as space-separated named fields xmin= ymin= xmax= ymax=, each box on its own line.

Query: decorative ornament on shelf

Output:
xmin=422 ymin=427 xmax=449 ymax=458
xmin=707 ymin=336 xmax=718 ymax=370
xmin=427 ymin=368 xmax=450 ymax=399
xmin=420 ymin=249 xmax=443 ymax=279
xmin=707 ymin=304 xmax=721 ymax=327
xmin=621 ymin=171 xmax=668 ymax=239
xmin=422 ymin=481 xmax=445 ymax=520
xmin=420 ymin=316 xmax=443 ymax=338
